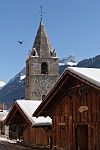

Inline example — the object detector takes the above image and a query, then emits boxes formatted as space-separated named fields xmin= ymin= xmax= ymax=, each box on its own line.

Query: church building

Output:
xmin=25 ymin=20 xmax=59 ymax=100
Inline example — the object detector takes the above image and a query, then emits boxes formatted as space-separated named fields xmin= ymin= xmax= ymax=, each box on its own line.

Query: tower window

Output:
xmin=41 ymin=62 xmax=48 ymax=74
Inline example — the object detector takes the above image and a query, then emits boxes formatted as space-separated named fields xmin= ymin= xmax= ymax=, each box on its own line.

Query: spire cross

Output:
xmin=38 ymin=1 xmax=45 ymax=21
xmin=40 ymin=5 xmax=43 ymax=21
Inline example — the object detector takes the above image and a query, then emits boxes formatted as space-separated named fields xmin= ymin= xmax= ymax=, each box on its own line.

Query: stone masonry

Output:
xmin=25 ymin=20 xmax=59 ymax=100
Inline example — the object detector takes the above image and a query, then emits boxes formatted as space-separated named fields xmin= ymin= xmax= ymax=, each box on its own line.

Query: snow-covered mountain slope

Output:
xmin=59 ymin=55 xmax=77 ymax=66
xmin=0 ymin=68 xmax=26 ymax=108
xmin=0 ymin=80 xmax=6 ymax=90
xmin=7 ymin=68 xmax=26 ymax=85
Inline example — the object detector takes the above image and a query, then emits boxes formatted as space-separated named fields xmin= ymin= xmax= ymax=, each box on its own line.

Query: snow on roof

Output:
xmin=0 ymin=110 xmax=9 ymax=122
xmin=67 ymin=67 xmax=100 ymax=87
xmin=16 ymin=100 xmax=51 ymax=125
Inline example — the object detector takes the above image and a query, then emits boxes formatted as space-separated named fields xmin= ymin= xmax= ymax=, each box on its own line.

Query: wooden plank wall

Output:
xmin=52 ymin=85 xmax=100 ymax=150
xmin=23 ymin=125 xmax=48 ymax=146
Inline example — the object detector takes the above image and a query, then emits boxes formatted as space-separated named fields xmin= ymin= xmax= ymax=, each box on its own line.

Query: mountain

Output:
xmin=0 ymin=54 xmax=100 ymax=108
xmin=0 ymin=68 xmax=26 ymax=108
xmin=59 ymin=55 xmax=77 ymax=66
xmin=77 ymin=55 xmax=100 ymax=68
xmin=59 ymin=55 xmax=77 ymax=75
xmin=59 ymin=55 xmax=100 ymax=75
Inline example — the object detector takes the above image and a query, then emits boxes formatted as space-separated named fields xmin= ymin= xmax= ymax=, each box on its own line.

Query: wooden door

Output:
xmin=76 ymin=125 xmax=88 ymax=150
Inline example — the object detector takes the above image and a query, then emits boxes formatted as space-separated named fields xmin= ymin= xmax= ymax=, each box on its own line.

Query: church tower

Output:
xmin=25 ymin=20 xmax=59 ymax=100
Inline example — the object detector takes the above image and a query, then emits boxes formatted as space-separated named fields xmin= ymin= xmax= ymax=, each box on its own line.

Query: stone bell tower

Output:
xmin=25 ymin=20 xmax=59 ymax=100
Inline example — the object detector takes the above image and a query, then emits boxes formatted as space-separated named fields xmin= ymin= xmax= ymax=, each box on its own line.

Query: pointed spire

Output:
xmin=32 ymin=20 xmax=52 ymax=58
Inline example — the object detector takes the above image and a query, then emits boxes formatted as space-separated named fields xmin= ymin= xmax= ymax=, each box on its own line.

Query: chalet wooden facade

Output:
xmin=5 ymin=100 xmax=51 ymax=146
xmin=33 ymin=67 xmax=100 ymax=150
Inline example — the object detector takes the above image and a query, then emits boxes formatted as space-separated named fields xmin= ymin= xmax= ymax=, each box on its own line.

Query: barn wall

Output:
xmin=29 ymin=126 xmax=48 ymax=145
xmin=52 ymin=85 xmax=100 ymax=150
xmin=23 ymin=125 xmax=48 ymax=146
xmin=23 ymin=126 xmax=30 ymax=142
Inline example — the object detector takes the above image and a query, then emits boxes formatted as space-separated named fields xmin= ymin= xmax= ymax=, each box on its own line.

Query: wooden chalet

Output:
xmin=33 ymin=67 xmax=100 ymax=150
xmin=5 ymin=100 xmax=51 ymax=146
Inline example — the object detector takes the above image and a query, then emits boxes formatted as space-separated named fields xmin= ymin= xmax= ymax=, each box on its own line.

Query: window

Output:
xmin=41 ymin=62 xmax=48 ymax=74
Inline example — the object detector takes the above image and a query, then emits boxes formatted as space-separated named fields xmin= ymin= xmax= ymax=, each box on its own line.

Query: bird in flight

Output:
xmin=17 ymin=41 xmax=23 ymax=45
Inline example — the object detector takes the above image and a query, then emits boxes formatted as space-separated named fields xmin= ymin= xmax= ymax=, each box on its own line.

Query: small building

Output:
xmin=33 ymin=67 xmax=100 ymax=150
xmin=0 ymin=110 xmax=9 ymax=137
xmin=5 ymin=100 xmax=51 ymax=146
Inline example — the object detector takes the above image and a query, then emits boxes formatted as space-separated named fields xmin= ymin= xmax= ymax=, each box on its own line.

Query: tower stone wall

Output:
xmin=25 ymin=21 xmax=59 ymax=100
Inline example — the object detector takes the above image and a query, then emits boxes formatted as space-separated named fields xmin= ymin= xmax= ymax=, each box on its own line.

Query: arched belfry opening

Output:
xmin=41 ymin=62 xmax=48 ymax=74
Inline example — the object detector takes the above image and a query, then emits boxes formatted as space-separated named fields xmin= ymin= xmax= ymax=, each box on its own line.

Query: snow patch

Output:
xmin=67 ymin=62 xmax=78 ymax=66
xmin=20 ymin=74 xmax=26 ymax=81
xmin=0 ymin=110 xmax=9 ymax=121
xmin=0 ymin=80 xmax=6 ymax=90
xmin=0 ymin=136 xmax=17 ymax=143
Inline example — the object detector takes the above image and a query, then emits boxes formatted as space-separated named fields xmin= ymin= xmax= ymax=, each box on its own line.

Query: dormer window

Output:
xmin=41 ymin=62 xmax=48 ymax=74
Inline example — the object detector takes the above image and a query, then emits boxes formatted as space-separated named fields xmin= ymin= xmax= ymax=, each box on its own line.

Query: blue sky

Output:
xmin=0 ymin=0 xmax=100 ymax=82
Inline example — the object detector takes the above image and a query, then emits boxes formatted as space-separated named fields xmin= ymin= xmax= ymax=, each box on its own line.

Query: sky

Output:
xmin=0 ymin=0 xmax=100 ymax=83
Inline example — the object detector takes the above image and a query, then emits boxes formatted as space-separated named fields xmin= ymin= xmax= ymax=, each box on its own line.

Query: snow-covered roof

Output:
xmin=16 ymin=100 xmax=51 ymax=125
xmin=0 ymin=110 xmax=9 ymax=122
xmin=67 ymin=67 xmax=100 ymax=87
